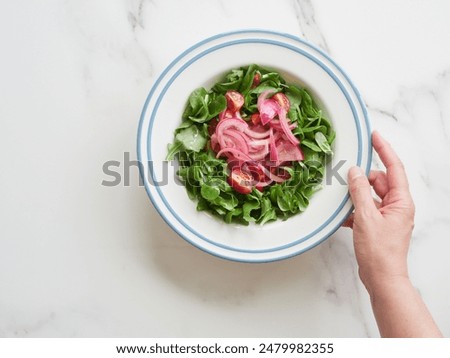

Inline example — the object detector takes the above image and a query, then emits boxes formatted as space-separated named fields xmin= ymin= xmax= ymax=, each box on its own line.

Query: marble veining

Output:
xmin=127 ymin=0 xmax=146 ymax=32
xmin=0 ymin=0 xmax=449 ymax=338
xmin=290 ymin=0 xmax=330 ymax=53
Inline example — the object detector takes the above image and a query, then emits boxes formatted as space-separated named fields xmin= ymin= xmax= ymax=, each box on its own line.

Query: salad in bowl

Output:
xmin=137 ymin=30 xmax=371 ymax=262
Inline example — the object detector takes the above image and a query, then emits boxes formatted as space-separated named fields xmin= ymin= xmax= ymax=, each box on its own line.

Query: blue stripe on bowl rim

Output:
xmin=137 ymin=29 xmax=372 ymax=262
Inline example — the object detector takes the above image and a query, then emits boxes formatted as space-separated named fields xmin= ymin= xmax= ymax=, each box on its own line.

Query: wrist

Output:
xmin=364 ymin=274 xmax=411 ymax=300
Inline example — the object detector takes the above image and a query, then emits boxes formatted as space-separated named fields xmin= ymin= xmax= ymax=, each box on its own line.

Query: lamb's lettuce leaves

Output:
xmin=182 ymin=88 xmax=226 ymax=123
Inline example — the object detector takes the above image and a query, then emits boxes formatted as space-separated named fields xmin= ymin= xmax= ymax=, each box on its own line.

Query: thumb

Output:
xmin=348 ymin=166 xmax=377 ymax=212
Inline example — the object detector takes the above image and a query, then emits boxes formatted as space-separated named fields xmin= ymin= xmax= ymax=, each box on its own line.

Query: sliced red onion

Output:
xmin=272 ymin=131 xmax=283 ymax=143
xmin=249 ymin=143 xmax=269 ymax=161
xmin=270 ymin=119 xmax=297 ymax=131
xmin=223 ymin=129 xmax=249 ymax=154
xmin=214 ymin=90 xmax=304 ymax=193
xmin=216 ymin=147 xmax=253 ymax=161
xmin=248 ymin=139 xmax=270 ymax=147
xmin=277 ymin=107 xmax=300 ymax=145
xmin=276 ymin=141 xmax=304 ymax=162
xmin=244 ymin=127 xmax=271 ymax=139
xmin=269 ymin=128 xmax=279 ymax=162
xmin=216 ymin=118 xmax=248 ymax=137
xmin=257 ymin=89 xmax=275 ymax=111
xmin=260 ymin=99 xmax=280 ymax=125
xmin=257 ymin=90 xmax=280 ymax=125
xmin=249 ymin=152 xmax=268 ymax=162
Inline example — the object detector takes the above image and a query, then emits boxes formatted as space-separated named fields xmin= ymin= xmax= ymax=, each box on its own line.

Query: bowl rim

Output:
xmin=137 ymin=29 xmax=372 ymax=262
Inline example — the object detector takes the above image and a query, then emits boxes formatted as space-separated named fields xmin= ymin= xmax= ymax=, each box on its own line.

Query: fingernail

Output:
xmin=348 ymin=166 xmax=364 ymax=180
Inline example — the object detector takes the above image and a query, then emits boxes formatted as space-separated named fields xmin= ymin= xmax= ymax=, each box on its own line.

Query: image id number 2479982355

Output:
xmin=258 ymin=342 xmax=334 ymax=354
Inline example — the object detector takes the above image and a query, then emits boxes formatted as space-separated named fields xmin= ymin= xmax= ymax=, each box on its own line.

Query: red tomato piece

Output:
xmin=225 ymin=90 xmax=244 ymax=112
xmin=272 ymin=92 xmax=290 ymax=112
xmin=228 ymin=168 xmax=253 ymax=194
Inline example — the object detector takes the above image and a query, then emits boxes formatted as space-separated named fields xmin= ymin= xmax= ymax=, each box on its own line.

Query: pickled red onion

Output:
xmin=216 ymin=147 xmax=253 ymax=161
xmin=278 ymin=107 xmax=300 ymax=145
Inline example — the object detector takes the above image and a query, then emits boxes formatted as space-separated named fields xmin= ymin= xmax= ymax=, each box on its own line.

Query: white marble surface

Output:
xmin=1 ymin=0 xmax=449 ymax=338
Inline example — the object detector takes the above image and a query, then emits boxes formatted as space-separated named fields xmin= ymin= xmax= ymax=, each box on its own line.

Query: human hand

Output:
xmin=344 ymin=131 xmax=415 ymax=295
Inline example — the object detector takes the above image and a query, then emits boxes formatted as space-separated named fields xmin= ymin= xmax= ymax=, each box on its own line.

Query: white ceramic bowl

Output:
xmin=137 ymin=30 xmax=371 ymax=262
